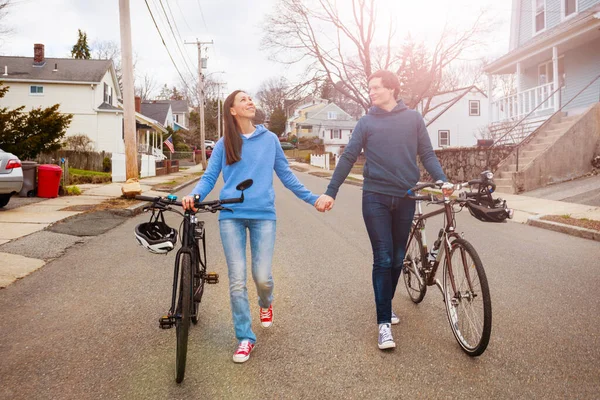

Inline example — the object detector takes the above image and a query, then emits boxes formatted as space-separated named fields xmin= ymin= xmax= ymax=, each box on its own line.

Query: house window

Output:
xmin=331 ymin=129 xmax=341 ymax=139
xmin=469 ymin=100 xmax=480 ymax=116
xmin=534 ymin=0 xmax=545 ymax=33
xmin=438 ymin=130 xmax=450 ymax=147
xmin=538 ymin=57 xmax=565 ymax=87
xmin=29 ymin=85 xmax=43 ymax=95
xmin=104 ymin=83 xmax=109 ymax=103
xmin=174 ymin=114 xmax=179 ymax=123
xmin=563 ymin=0 xmax=577 ymax=18
xmin=109 ymin=87 xmax=113 ymax=105
xmin=327 ymin=111 xmax=337 ymax=120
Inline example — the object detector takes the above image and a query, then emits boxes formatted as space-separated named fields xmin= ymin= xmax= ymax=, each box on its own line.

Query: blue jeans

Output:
xmin=219 ymin=219 xmax=276 ymax=344
xmin=362 ymin=191 xmax=415 ymax=324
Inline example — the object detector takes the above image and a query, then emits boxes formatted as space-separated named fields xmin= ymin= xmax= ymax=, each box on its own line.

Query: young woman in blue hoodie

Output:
xmin=316 ymin=70 xmax=448 ymax=351
xmin=182 ymin=90 xmax=323 ymax=363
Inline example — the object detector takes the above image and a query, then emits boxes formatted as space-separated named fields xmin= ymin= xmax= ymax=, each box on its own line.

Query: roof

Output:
xmin=140 ymin=102 xmax=171 ymax=125
xmin=98 ymin=102 xmax=121 ymax=111
xmin=135 ymin=111 xmax=167 ymax=134
xmin=290 ymin=103 xmax=328 ymax=124
xmin=300 ymin=103 xmax=357 ymax=129
xmin=485 ymin=4 xmax=600 ymax=73
xmin=151 ymin=99 xmax=189 ymax=113
xmin=0 ymin=56 xmax=114 ymax=84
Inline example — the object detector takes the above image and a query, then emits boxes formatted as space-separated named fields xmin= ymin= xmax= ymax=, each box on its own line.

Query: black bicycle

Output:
xmin=135 ymin=179 xmax=253 ymax=383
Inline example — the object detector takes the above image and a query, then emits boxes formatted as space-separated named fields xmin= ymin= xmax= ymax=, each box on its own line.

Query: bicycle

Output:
xmin=135 ymin=179 xmax=253 ymax=383
xmin=402 ymin=175 xmax=505 ymax=357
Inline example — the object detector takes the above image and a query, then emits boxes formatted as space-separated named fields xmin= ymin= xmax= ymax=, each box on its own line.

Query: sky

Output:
xmin=0 ymin=0 xmax=513 ymax=99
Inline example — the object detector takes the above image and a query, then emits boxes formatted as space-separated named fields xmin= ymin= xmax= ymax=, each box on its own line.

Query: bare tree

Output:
xmin=256 ymin=76 xmax=289 ymax=118
xmin=135 ymin=73 xmax=158 ymax=101
xmin=263 ymin=0 xmax=391 ymax=112
xmin=263 ymin=0 xmax=493 ymax=116
xmin=0 ymin=0 xmax=12 ymax=36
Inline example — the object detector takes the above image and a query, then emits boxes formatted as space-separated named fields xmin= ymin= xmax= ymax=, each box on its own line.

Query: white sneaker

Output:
xmin=391 ymin=311 xmax=399 ymax=325
xmin=378 ymin=323 xmax=396 ymax=350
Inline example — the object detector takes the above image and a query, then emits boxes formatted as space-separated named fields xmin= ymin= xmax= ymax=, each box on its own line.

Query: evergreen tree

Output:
xmin=269 ymin=107 xmax=286 ymax=136
xmin=71 ymin=29 xmax=91 ymax=59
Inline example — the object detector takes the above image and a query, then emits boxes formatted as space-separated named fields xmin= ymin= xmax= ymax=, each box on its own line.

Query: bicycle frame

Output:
xmin=169 ymin=211 xmax=205 ymax=318
xmin=407 ymin=195 xmax=464 ymax=297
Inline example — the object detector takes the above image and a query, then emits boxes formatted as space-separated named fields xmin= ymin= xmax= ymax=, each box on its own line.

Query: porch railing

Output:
xmin=491 ymin=72 xmax=600 ymax=173
xmin=491 ymin=82 xmax=556 ymax=123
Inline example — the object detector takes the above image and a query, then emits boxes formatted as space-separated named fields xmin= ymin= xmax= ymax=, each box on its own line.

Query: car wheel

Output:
xmin=0 ymin=194 xmax=11 ymax=208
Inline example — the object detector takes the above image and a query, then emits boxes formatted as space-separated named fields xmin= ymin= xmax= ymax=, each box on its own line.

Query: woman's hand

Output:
xmin=182 ymin=195 xmax=197 ymax=211
xmin=315 ymin=194 xmax=334 ymax=212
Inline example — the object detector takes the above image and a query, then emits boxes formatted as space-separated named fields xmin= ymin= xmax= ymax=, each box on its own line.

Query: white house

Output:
xmin=0 ymin=44 xmax=123 ymax=154
xmin=418 ymin=86 xmax=489 ymax=149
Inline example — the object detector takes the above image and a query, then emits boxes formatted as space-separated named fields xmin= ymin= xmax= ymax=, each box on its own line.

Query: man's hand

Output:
xmin=315 ymin=194 xmax=335 ymax=212
xmin=182 ymin=195 xmax=197 ymax=211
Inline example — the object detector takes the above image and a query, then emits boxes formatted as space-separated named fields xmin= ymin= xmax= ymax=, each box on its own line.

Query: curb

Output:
xmin=527 ymin=215 xmax=600 ymax=242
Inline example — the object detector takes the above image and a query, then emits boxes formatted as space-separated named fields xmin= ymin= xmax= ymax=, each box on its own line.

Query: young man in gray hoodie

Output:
xmin=315 ymin=70 xmax=447 ymax=350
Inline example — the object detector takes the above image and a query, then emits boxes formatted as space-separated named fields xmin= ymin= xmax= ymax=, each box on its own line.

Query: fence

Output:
xmin=37 ymin=150 xmax=111 ymax=172
xmin=310 ymin=153 xmax=330 ymax=170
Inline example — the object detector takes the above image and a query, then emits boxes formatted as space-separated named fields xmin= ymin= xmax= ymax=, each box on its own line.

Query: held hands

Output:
xmin=315 ymin=194 xmax=334 ymax=212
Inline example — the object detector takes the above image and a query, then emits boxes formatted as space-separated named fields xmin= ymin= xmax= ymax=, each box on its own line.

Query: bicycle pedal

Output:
xmin=158 ymin=315 xmax=175 ymax=329
xmin=206 ymin=272 xmax=219 ymax=284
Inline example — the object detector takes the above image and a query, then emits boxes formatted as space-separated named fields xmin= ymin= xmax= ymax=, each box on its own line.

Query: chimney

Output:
xmin=33 ymin=44 xmax=45 ymax=66
xmin=135 ymin=96 xmax=141 ymax=113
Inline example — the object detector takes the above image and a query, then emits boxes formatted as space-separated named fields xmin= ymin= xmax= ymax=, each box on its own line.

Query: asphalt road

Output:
xmin=1 ymin=172 xmax=599 ymax=399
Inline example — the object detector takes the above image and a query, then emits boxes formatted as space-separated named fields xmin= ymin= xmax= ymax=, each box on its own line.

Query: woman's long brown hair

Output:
xmin=223 ymin=90 xmax=244 ymax=165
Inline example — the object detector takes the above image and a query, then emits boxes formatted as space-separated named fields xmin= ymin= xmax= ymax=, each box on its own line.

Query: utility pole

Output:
xmin=118 ymin=0 xmax=138 ymax=181
xmin=215 ymin=81 xmax=227 ymax=138
xmin=185 ymin=39 xmax=213 ymax=169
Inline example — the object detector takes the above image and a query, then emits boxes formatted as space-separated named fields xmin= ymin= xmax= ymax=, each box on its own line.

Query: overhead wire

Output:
xmin=143 ymin=0 xmax=194 ymax=91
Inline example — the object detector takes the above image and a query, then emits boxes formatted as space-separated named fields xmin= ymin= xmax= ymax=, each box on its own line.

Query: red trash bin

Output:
xmin=37 ymin=164 xmax=63 ymax=198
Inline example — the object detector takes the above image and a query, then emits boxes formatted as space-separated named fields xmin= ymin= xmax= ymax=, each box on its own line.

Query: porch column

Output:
xmin=146 ymin=129 xmax=150 ymax=153
xmin=516 ymin=62 xmax=522 ymax=116
xmin=552 ymin=46 xmax=560 ymax=111
xmin=487 ymin=73 xmax=493 ymax=124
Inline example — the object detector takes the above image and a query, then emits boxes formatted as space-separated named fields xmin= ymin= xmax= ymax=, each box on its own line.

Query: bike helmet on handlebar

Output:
xmin=135 ymin=212 xmax=178 ymax=254
xmin=466 ymin=200 xmax=513 ymax=223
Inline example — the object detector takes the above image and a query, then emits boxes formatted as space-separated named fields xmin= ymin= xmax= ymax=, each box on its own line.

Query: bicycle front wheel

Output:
xmin=175 ymin=253 xmax=192 ymax=383
xmin=403 ymin=230 xmax=427 ymax=303
xmin=443 ymin=238 xmax=491 ymax=356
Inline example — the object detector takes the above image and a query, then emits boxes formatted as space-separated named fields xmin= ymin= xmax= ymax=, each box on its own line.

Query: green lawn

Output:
xmin=69 ymin=168 xmax=111 ymax=177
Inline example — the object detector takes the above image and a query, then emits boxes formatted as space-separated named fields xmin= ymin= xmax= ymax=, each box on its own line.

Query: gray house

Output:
xmin=483 ymin=0 xmax=600 ymax=193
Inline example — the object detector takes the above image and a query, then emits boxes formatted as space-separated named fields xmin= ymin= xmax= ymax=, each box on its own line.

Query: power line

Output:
xmin=157 ymin=0 xmax=196 ymax=79
xmin=143 ymin=0 xmax=193 ymax=90
xmin=196 ymin=0 xmax=209 ymax=31
xmin=175 ymin=0 xmax=194 ymax=32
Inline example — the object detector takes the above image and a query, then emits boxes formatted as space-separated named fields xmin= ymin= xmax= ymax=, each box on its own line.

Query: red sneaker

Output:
xmin=232 ymin=340 xmax=254 ymax=363
xmin=260 ymin=305 xmax=273 ymax=328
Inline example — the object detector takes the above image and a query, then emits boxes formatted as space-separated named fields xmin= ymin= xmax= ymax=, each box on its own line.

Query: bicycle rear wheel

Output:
xmin=175 ymin=253 xmax=192 ymax=383
xmin=403 ymin=230 xmax=427 ymax=303
xmin=443 ymin=238 xmax=491 ymax=356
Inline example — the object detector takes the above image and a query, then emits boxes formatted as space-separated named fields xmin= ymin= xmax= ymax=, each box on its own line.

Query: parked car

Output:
xmin=205 ymin=140 xmax=216 ymax=150
xmin=0 ymin=148 xmax=23 ymax=208
xmin=280 ymin=142 xmax=295 ymax=150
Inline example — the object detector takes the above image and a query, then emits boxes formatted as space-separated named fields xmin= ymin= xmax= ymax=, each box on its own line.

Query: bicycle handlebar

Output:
xmin=135 ymin=194 xmax=243 ymax=213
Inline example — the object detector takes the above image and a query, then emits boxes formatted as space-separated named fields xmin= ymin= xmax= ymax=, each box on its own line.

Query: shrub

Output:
xmin=102 ymin=157 xmax=111 ymax=173
xmin=64 ymin=185 xmax=81 ymax=196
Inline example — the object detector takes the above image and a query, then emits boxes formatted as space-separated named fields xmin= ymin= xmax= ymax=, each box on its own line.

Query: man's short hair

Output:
xmin=368 ymin=70 xmax=400 ymax=99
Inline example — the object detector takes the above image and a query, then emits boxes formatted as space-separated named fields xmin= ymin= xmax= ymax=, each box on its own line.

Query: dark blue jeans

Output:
xmin=362 ymin=191 xmax=415 ymax=324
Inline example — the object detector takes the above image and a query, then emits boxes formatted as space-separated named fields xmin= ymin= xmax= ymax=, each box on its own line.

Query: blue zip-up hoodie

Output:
xmin=189 ymin=125 xmax=319 ymax=220
xmin=325 ymin=101 xmax=447 ymax=199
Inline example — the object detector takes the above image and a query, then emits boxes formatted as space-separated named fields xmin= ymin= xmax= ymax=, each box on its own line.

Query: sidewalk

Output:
xmin=289 ymin=160 xmax=600 ymax=242
xmin=0 ymin=163 xmax=204 ymax=288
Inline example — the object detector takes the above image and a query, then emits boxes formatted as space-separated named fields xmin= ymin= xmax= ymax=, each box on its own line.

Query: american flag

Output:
xmin=164 ymin=135 xmax=175 ymax=153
